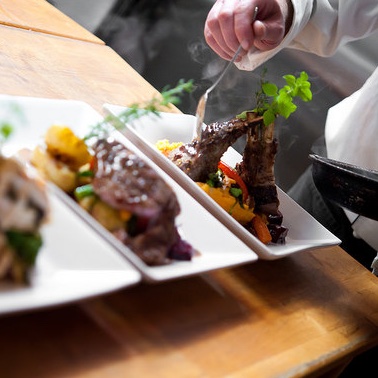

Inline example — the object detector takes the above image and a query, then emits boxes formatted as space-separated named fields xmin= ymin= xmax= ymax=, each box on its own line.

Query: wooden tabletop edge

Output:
xmin=0 ymin=20 xmax=105 ymax=44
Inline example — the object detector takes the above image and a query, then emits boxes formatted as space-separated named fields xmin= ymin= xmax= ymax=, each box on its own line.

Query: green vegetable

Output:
xmin=85 ymin=79 xmax=194 ymax=141
xmin=0 ymin=122 xmax=13 ymax=141
xmin=237 ymin=70 xmax=312 ymax=126
xmin=0 ymin=103 xmax=25 ymax=148
xmin=74 ymin=184 xmax=95 ymax=201
xmin=77 ymin=169 xmax=94 ymax=178
xmin=0 ymin=121 xmax=14 ymax=151
xmin=5 ymin=230 xmax=43 ymax=266
xmin=206 ymin=170 xmax=223 ymax=188
xmin=229 ymin=186 xmax=243 ymax=199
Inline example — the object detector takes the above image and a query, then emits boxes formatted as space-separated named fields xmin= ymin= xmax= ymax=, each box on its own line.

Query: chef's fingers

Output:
xmin=204 ymin=0 xmax=240 ymax=60
xmin=205 ymin=0 xmax=287 ymax=58
xmin=204 ymin=33 xmax=235 ymax=61
xmin=252 ymin=18 xmax=286 ymax=51
xmin=234 ymin=1 xmax=285 ymax=52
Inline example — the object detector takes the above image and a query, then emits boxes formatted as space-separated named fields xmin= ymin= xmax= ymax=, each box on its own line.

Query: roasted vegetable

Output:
xmin=197 ymin=182 xmax=255 ymax=225
xmin=44 ymin=125 xmax=91 ymax=170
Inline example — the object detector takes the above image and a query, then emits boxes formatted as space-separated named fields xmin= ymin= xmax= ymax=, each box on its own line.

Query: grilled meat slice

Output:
xmin=168 ymin=113 xmax=262 ymax=183
xmin=168 ymin=110 xmax=287 ymax=244
xmin=236 ymin=119 xmax=287 ymax=243
xmin=0 ymin=156 xmax=48 ymax=233
xmin=93 ymin=138 xmax=180 ymax=219
xmin=92 ymin=138 xmax=182 ymax=265
xmin=236 ymin=121 xmax=279 ymax=213
xmin=0 ymin=235 xmax=14 ymax=281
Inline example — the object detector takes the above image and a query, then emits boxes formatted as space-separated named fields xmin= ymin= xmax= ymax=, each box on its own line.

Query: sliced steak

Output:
xmin=92 ymin=138 xmax=182 ymax=265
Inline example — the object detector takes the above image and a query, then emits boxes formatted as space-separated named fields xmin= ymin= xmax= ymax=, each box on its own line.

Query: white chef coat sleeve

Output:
xmin=236 ymin=0 xmax=378 ymax=71
xmin=289 ymin=0 xmax=378 ymax=56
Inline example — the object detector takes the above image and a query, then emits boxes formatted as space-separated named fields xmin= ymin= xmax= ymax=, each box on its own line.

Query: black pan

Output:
xmin=309 ymin=154 xmax=378 ymax=221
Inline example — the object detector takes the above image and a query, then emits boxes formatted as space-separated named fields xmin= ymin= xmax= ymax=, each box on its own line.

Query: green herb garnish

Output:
xmin=0 ymin=103 xmax=26 ymax=148
xmin=237 ymin=70 xmax=312 ymax=126
xmin=5 ymin=230 xmax=43 ymax=266
xmin=0 ymin=122 xmax=13 ymax=141
xmin=85 ymin=79 xmax=194 ymax=141
xmin=206 ymin=170 xmax=223 ymax=188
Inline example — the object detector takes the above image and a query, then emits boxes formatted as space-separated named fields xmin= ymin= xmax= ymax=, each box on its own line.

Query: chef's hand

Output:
xmin=204 ymin=0 xmax=293 ymax=61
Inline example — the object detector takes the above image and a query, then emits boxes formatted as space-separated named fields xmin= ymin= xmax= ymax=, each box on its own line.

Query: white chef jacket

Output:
xmin=236 ymin=0 xmax=378 ymax=269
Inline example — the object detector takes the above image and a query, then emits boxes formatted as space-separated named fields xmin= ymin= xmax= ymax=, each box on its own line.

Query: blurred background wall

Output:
xmin=49 ymin=0 xmax=378 ymax=192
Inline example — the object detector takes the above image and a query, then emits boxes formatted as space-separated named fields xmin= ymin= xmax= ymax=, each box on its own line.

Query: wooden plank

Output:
xmin=0 ymin=248 xmax=377 ymax=378
xmin=0 ymin=25 xmax=168 ymax=115
xmin=0 ymin=0 xmax=104 ymax=44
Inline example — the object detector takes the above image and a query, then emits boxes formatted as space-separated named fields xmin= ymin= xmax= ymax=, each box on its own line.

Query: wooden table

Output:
xmin=0 ymin=0 xmax=103 ymax=44
xmin=1 ymin=2 xmax=378 ymax=377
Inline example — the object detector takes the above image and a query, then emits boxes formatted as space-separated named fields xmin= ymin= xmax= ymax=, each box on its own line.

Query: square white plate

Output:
xmin=103 ymin=104 xmax=341 ymax=260
xmin=0 ymin=95 xmax=142 ymax=316
xmin=1 ymin=95 xmax=258 ymax=285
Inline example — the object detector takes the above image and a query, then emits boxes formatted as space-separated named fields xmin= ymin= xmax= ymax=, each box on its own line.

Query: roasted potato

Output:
xmin=31 ymin=146 xmax=77 ymax=192
xmin=44 ymin=125 xmax=91 ymax=170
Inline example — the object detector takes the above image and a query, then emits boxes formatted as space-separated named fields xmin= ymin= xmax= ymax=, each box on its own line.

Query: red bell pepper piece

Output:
xmin=218 ymin=160 xmax=249 ymax=202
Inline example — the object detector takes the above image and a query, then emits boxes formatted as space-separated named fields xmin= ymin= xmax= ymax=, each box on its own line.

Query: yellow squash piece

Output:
xmin=31 ymin=146 xmax=77 ymax=192
xmin=44 ymin=125 xmax=91 ymax=170
xmin=197 ymin=183 xmax=255 ymax=225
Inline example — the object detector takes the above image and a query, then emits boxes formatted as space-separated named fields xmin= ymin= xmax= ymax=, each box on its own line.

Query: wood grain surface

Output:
xmin=0 ymin=24 xmax=165 ymax=115
xmin=0 ymin=0 xmax=103 ymax=44
xmin=1 ymin=248 xmax=378 ymax=378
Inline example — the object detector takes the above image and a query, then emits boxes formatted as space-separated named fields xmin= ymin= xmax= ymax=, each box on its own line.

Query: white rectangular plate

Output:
xmin=103 ymin=104 xmax=341 ymax=259
xmin=1 ymin=95 xmax=258 ymax=286
xmin=0 ymin=96 xmax=142 ymax=316
xmin=0 ymin=194 xmax=141 ymax=316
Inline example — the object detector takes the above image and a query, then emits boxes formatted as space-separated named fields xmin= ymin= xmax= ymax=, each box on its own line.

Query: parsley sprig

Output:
xmin=84 ymin=79 xmax=194 ymax=141
xmin=0 ymin=103 xmax=24 ymax=149
xmin=0 ymin=122 xmax=13 ymax=145
xmin=237 ymin=70 xmax=312 ymax=126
